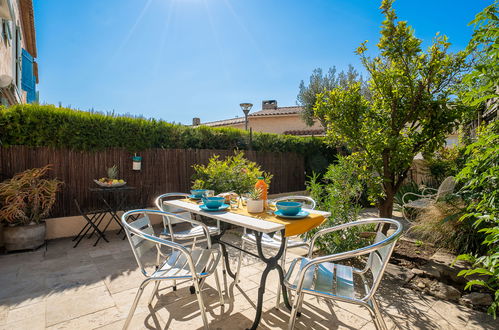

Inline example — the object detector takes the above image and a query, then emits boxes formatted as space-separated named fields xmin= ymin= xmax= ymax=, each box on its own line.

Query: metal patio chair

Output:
xmin=402 ymin=176 xmax=456 ymax=220
xmin=155 ymin=193 xmax=221 ymax=246
xmin=236 ymin=195 xmax=317 ymax=308
xmin=121 ymin=209 xmax=224 ymax=330
xmin=284 ymin=218 xmax=403 ymax=330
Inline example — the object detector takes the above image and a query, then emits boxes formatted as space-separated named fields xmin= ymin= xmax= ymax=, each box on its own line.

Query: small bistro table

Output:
xmin=163 ymin=198 xmax=331 ymax=330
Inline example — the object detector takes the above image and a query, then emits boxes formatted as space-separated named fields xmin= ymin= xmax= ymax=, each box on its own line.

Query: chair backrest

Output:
xmin=122 ymin=209 xmax=191 ymax=277
xmin=272 ymin=195 xmax=317 ymax=210
xmin=436 ymin=176 xmax=456 ymax=199
xmin=362 ymin=218 xmax=403 ymax=298
xmin=154 ymin=193 xmax=191 ymax=231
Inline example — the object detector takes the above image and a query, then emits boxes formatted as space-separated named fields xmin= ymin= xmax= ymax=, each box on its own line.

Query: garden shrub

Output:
xmin=304 ymin=156 xmax=373 ymax=254
xmin=0 ymin=104 xmax=336 ymax=175
xmin=424 ymin=146 xmax=466 ymax=185
xmin=411 ymin=198 xmax=484 ymax=254
xmin=191 ymin=151 xmax=272 ymax=195
xmin=455 ymin=121 xmax=499 ymax=318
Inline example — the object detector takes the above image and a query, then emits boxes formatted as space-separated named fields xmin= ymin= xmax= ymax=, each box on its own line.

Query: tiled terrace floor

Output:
xmin=0 ymin=229 xmax=497 ymax=330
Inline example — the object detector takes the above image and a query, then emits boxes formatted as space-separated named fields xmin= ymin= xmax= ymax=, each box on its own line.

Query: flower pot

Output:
xmin=3 ymin=223 xmax=46 ymax=252
xmin=247 ymin=199 xmax=264 ymax=213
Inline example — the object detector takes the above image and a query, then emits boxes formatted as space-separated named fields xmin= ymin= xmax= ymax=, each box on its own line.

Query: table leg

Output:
xmin=247 ymin=229 xmax=291 ymax=330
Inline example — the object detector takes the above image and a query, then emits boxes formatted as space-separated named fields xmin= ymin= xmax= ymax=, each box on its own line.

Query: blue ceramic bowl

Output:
xmin=275 ymin=201 xmax=302 ymax=216
xmin=191 ymin=189 xmax=207 ymax=197
xmin=202 ymin=196 xmax=225 ymax=209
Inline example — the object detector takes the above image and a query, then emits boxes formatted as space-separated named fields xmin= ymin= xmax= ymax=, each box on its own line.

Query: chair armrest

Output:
xmin=402 ymin=192 xmax=431 ymax=205
xmin=307 ymin=218 xmax=395 ymax=257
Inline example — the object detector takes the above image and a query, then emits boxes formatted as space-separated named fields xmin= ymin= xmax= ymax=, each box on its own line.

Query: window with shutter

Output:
xmin=21 ymin=48 xmax=36 ymax=103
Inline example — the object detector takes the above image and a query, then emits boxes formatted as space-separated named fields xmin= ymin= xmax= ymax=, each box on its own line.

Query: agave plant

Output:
xmin=0 ymin=165 xmax=62 ymax=226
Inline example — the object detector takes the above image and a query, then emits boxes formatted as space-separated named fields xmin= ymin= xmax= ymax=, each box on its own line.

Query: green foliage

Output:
xmin=191 ymin=151 xmax=272 ymax=195
xmin=458 ymin=1 xmax=498 ymax=114
xmin=0 ymin=104 xmax=334 ymax=169
xmin=424 ymin=146 xmax=467 ymax=185
xmin=455 ymin=121 xmax=499 ymax=318
xmin=297 ymin=65 xmax=368 ymax=127
xmin=314 ymin=0 xmax=468 ymax=217
xmin=393 ymin=181 xmax=421 ymax=211
xmin=305 ymin=156 xmax=373 ymax=253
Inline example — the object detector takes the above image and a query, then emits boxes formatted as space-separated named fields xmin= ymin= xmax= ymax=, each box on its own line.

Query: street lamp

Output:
xmin=240 ymin=103 xmax=253 ymax=130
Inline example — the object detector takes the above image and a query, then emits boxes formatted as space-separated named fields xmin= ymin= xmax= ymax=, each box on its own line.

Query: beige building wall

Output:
xmin=0 ymin=0 xmax=28 ymax=103
xmin=246 ymin=114 xmax=323 ymax=134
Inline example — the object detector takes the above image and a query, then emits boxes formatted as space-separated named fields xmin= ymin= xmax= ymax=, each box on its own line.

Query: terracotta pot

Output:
xmin=3 ymin=223 xmax=46 ymax=251
xmin=247 ymin=199 xmax=264 ymax=213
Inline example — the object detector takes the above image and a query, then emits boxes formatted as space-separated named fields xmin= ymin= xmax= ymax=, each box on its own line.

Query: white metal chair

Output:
xmin=402 ymin=176 xmax=456 ymax=220
xmin=155 ymin=193 xmax=221 ymax=245
xmin=236 ymin=196 xmax=317 ymax=308
xmin=284 ymin=218 xmax=403 ymax=330
xmin=121 ymin=209 xmax=224 ymax=330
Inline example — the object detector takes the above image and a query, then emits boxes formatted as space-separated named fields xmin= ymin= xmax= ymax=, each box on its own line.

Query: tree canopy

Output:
xmin=314 ymin=0 xmax=468 ymax=218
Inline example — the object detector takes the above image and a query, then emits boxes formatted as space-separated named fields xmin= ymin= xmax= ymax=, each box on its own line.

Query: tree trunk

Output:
xmin=378 ymin=190 xmax=395 ymax=234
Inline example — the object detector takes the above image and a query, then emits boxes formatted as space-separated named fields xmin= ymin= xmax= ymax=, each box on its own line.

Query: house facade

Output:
xmin=0 ymin=0 xmax=37 ymax=106
xmin=195 ymin=100 xmax=325 ymax=136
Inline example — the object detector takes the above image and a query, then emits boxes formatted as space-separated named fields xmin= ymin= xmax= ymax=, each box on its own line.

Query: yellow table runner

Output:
xmin=185 ymin=199 xmax=326 ymax=237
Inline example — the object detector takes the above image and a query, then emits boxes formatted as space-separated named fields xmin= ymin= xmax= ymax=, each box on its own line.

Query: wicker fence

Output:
xmin=0 ymin=146 xmax=306 ymax=217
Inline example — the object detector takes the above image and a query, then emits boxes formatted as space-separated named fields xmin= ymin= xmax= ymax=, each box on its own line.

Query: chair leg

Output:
xmin=219 ymin=244 xmax=228 ymax=294
xmin=371 ymin=297 xmax=388 ymax=330
xmin=288 ymin=291 xmax=305 ymax=330
xmin=213 ymin=268 xmax=225 ymax=306
xmin=123 ymin=279 xmax=151 ymax=330
xmin=148 ymin=281 xmax=160 ymax=305
xmin=192 ymin=278 xmax=209 ymax=330
xmin=235 ymin=229 xmax=246 ymax=284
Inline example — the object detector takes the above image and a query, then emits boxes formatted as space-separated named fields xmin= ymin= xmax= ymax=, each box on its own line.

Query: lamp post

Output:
xmin=240 ymin=103 xmax=253 ymax=130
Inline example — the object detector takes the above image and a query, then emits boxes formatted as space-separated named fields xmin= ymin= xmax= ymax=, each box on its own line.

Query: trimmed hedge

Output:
xmin=0 ymin=104 xmax=336 ymax=173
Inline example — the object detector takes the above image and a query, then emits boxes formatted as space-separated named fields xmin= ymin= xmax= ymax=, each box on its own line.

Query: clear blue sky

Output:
xmin=33 ymin=0 xmax=492 ymax=125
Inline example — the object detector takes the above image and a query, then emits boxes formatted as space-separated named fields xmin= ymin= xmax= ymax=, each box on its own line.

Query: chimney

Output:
xmin=262 ymin=100 xmax=277 ymax=110
xmin=192 ymin=117 xmax=201 ymax=126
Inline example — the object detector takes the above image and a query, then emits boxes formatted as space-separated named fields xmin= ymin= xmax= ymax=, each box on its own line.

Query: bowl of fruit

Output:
xmin=94 ymin=165 xmax=126 ymax=188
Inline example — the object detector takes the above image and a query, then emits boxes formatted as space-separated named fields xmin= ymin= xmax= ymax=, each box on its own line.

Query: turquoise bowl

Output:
xmin=202 ymin=196 xmax=225 ymax=209
xmin=191 ymin=189 xmax=207 ymax=197
xmin=275 ymin=201 xmax=302 ymax=216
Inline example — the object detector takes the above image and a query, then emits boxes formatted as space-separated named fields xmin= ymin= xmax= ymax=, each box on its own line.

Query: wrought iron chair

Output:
xmin=121 ymin=209 xmax=224 ymax=330
xmin=402 ymin=176 xmax=456 ymax=220
xmin=236 ymin=196 xmax=317 ymax=308
xmin=284 ymin=218 xmax=403 ymax=330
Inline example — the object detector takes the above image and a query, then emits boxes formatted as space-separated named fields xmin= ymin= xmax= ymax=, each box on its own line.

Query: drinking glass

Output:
xmin=203 ymin=190 xmax=215 ymax=198
xmin=230 ymin=195 xmax=239 ymax=209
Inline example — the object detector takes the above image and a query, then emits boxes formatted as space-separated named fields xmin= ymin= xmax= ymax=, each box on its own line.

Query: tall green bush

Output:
xmin=191 ymin=151 xmax=272 ymax=195
xmin=0 ymin=104 xmax=336 ymax=174
xmin=455 ymin=121 xmax=499 ymax=318
xmin=305 ymin=156 xmax=372 ymax=253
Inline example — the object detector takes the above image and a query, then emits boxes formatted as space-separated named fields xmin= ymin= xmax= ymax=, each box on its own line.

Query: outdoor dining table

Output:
xmin=163 ymin=198 xmax=331 ymax=330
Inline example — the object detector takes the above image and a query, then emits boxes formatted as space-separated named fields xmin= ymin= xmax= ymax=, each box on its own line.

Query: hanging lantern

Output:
xmin=132 ymin=155 xmax=142 ymax=171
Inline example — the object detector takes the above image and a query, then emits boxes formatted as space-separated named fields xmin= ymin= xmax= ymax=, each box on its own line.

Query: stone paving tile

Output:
xmin=45 ymin=285 xmax=115 ymax=326
xmin=0 ymin=231 xmax=497 ymax=330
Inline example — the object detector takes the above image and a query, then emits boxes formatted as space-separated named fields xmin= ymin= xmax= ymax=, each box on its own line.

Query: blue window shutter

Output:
xmin=21 ymin=48 xmax=36 ymax=103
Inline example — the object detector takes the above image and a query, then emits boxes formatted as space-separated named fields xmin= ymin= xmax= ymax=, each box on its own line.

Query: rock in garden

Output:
xmin=461 ymin=292 xmax=493 ymax=306
xmin=429 ymin=282 xmax=461 ymax=301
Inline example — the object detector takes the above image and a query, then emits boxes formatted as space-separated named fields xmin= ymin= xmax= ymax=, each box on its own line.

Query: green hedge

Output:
xmin=0 ymin=104 xmax=336 ymax=173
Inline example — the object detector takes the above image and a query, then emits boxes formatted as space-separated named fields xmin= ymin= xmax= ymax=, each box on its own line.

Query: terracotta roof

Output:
xmin=200 ymin=106 xmax=304 ymax=126
xmin=19 ymin=0 xmax=36 ymax=58
xmin=283 ymin=129 xmax=325 ymax=136
xmin=200 ymin=117 xmax=245 ymax=127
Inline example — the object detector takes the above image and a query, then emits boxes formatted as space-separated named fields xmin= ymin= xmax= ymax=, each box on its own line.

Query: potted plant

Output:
xmin=0 ymin=165 xmax=62 ymax=251
xmin=246 ymin=187 xmax=264 ymax=213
